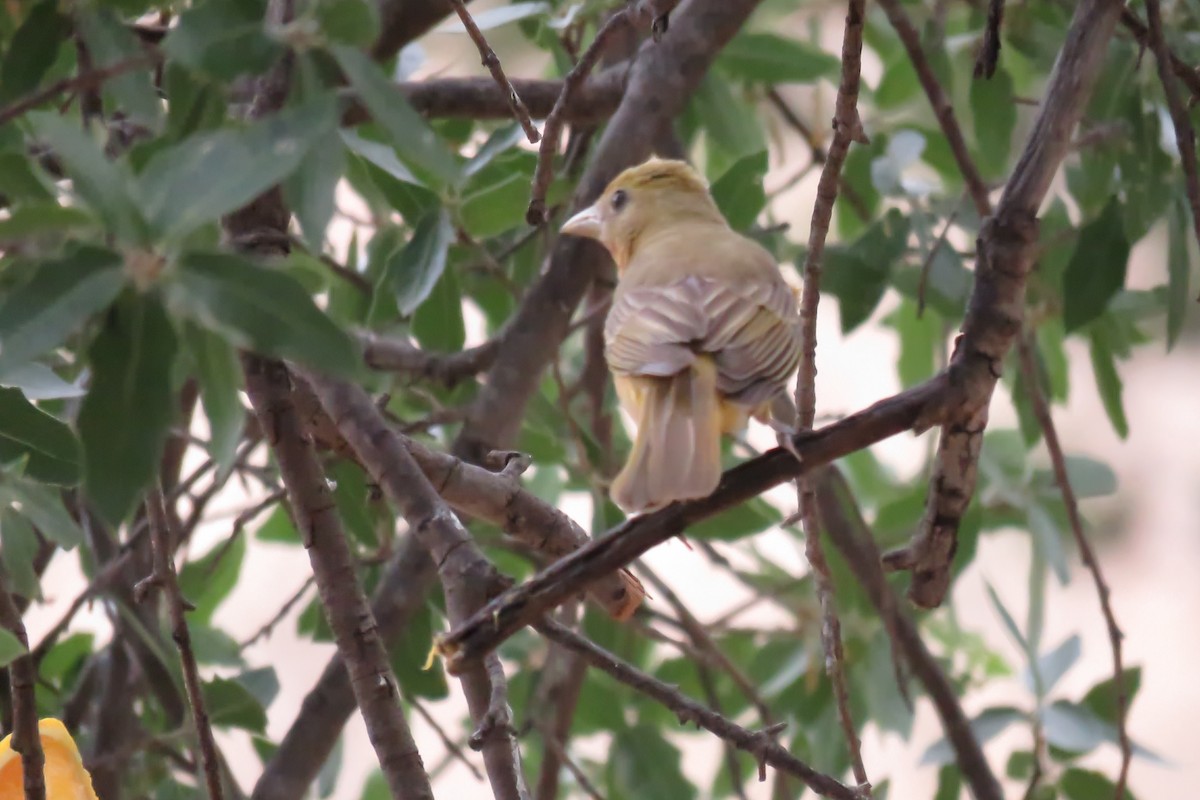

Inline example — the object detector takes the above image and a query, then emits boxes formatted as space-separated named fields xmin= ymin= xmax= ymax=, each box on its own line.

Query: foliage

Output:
xmin=0 ymin=0 xmax=1190 ymax=798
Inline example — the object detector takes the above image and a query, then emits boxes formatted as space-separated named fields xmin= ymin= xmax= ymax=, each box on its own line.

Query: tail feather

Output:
xmin=611 ymin=358 xmax=722 ymax=513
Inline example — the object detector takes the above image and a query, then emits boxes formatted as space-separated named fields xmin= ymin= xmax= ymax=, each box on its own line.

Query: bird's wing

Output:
xmin=605 ymin=275 xmax=801 ymax=407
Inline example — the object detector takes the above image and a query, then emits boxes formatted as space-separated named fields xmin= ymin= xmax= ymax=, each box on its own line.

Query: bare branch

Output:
xmin=0 ymin=571 xmax=45 ymax=800
xmin=359 ymin=330 xmax=501 ymax=386
xmin=975 ymin=0 xmax=1005 ymax=78
xmin=1015 ymin=335 xmax=1130 ymax=798
xmin=446 ymin=0 xmax=540 ymax=142
xmin=1119 ymin=7 xmax=1200 ymax=102
xmin=537 ymin=619 xmax=862 ymax=799
xmin=140 ymin=487 xmax=225 ymax=800
xmin=437 ymin=377 xmax=949 ymax=670
xmin=0 ymin=54 xmax=158 ymax=127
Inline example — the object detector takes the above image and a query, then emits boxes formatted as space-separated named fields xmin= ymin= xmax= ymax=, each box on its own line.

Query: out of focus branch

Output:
xmin=359 ymin=331 xmax=501 ymax=386
xmin=0 ymin=571 xmax=44 ymax=800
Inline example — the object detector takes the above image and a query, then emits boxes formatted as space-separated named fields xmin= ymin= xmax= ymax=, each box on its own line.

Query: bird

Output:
xmin=561 ymin=157 xmax=802 ymax=514
xmin=0 ymin=718 xmax=99 ymax=799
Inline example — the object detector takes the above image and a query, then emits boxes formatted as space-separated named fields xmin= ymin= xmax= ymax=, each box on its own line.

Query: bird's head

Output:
xmin=560 ymin=157 xmax=725 ymax=268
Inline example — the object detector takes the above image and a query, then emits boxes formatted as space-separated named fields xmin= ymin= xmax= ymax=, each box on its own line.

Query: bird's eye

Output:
xmin=611 ymin=189 xmax=628 ymax=212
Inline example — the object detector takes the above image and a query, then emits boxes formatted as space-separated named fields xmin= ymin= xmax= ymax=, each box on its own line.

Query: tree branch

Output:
xmin=536 ymin=619 xmax=862 ymax=800
xmin=436 ymin=376 xmax=949 ymax=671
xmin=0 ymin=571 xmax=44 ymax=800
xmin=359 ymin=330 xmax=501 ymax=386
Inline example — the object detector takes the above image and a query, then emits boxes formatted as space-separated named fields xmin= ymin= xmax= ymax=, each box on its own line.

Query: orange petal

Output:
xmin=0 ymin=718 xmax=99 ymax=800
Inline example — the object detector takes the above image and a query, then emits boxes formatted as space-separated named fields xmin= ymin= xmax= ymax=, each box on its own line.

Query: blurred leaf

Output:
xmin=329 ymin=460 xmax=376 ymax=546
xmin=463 ymin=125 xmax=525 ymax=178
xmin=318 ymin=735 xmax=344 ymax=797
xmin=184 ymin=324 xmax=244 ymax=478
xmin=236 ymin=666 xmax=281 ymax=709
xmin=1026 ymin=502 xmax=1070 ymax=585
xmin=710 ymin=150 xmax=768 ymax=230
xmin=412 ymin=262 xmax=465 ymax=353
xmin=39 ymin=632 xmax=93 ymax=685
xmin=1117 ymin=96 xmax=1172 ymax=242
xmin=188 ymin=624 xmax=244 ymax=666
xmin=0 ymin=245 xmax=125 ymax=379
xmin=0 ymin=477 xmax=82 ymax=549
xmin=284 ymin=125 xmax=346 ymax=251
xmin=871 ymin=130 xmax=926 ymax=195
xmin=1060 ymin=768 xmax=1136 ymax=800
xmin=0 ymin=387 xmax=80 ymax=485
xmin=1034 ymin=456 xmax=1117 ymax=499
xmin=934 ymin=765 xmax=961 ymax=800
xmin=169 ymin=250 xmax=358 ymax=377
xmin=825 ymin=209 xmax=911 ymax=331
xmin=332 ymin=45 xmax=461 ymax=188
xmin=256 ymin=505 xmax=300 ymax=543
xmin=163 ymin=0 xmax=284 ymax=81
xmin=0 ymin=628 xmax=25 ymax=668
xmin=1082 ymin=667 xmax=1141 ymax=726
xmin=690 ymin=73 xmax=765 ymax=171
xmin=1043 ymin=701 xmax=1110 ymax=754
xmin=0 ymin=0 xmax=70 ymax=104
xmin=163 ymin=64 xmax=228 ymax=142
xmin=316 ymin=0 xmax=380 ymax=46
xmin=970 ymin=68 xmax=1016 ymax=179
xmin=690 ymin=495 xmax=782 ymax=541
xmin=0 ymin=203 xmax=94 ymax=243
xmin=1088 ymin=328 xmax=1128 ymax=439
xmin=1006 ymin=750 xmax=1036 ymax=780
xmin=179 ymin=534 xmax=246 ymax=625
xmin=717 ymin=32 xmax=840 ymax=83
xmin=26 ymin=113 xmax=146 ymax=243
xmin=76 ymin=8 xmax=161 ymax=129
xmin=378 ymin=209 xmax=454 ymax=317
xmin=0 ymin=508 xmax=41 ymax=600
xmin=341 ymin=131 xmax=418 ymax=184
xmin=138 ymin=95 xmax=339 ymax=240
xmin=0 ymin=153 xmax=55 ymax=204
xmin=884 ymin=298 xmax=937 ymax=387
xmin=609 ymin=724 xmax=696 ymax=800
xmin=203 ymin=675 xmax=268 ymax=732
xmin=390 ymin=601 xmax=449 ymax=699
xmin=986 ymin=581 xmax=1030 ymax=655
xmin=1062 ymin=198 xmax=1129 ymax=332
xmin=875 ymin=54 xmax=920 ymax=109
xmin=1167 ymin=195 xmax=1192 ymax=350
xmin=79 ymin=293 xmax=178 ymax=525
xmin=1022 ymin=634 xmax=1081 ymax=698
xmin=921 ymin=706 xmax=1025 ymax=765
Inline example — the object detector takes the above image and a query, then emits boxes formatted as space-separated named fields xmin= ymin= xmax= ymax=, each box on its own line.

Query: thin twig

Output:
xmin=0 ymin=53 xmax=159 ymax=127
xmin=916 ymin=203 xmax=961 ymax=318
xmin=1015 ymin=334 xmax=1129 ymax=799
xmin=537 ymin=723 xmax=607 ymax=800
xmin=792 ymin=0 xmax=871 ymax=792
xmin=409 ymin=695 xmax=486 ymax=782
xmin=0 ymin=571 xmax=45 ymax=800
xmin=140 ymin=487 xmax=225 ymax=800
xmin=1144 ymin=0 xmax=1200 ymax=301
xmin=975 ymin=0 xmax=1005 ymax=78
xmin=526 ymin=0 xmax=680 ymax=224
xmin=1119 ymin=7 xmax=1200 ymax=102
xmin=536 ymin=619 xmax=862 ymax=800
xmin=239 ymin=576 xmax=316 ymax=649
xmin=447 ymin=0 xmax=540 ymax=143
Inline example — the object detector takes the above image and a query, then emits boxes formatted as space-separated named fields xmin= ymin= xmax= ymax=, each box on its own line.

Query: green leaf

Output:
xmin=0 ymin=153 xmax=55 ymax=204
xmin=970 ymin=68 xmax=1016 ymax=179
xmin=284 ymin=125 xmax=346 ymax=251
xmin=0 ymin=508 xmax=41 ymax=600
xmin=1167 ymin=195 xmax=1192 ymax=350
xmin=717 ymin=32 xmax=840 ymax=83
xmin=412 ymin=262 xmax=465 ymax=353
xmin=1062 ymin=198 xmax=1130 ymax=332
xmin=138 ymin=95 xmax=339 ymax=240
xmin=162 ymin=0 xmax=285 ymax=81
xmin=710 ymin=150 xmax=768 ymax=231
xmin=178 ymin=533 xmax=246 ymax=625
xmin=1026 ymin=502 xmax=1070 ymax=585
xmin=0 ymin=628 xmax=26 ymax=668
xmin=1043 ymin=701 xmax=1110 ymax=754
xmin=169 ymin=250 xmax=358 ymax=377
xmin=382 ymin=209 xmax=454 ymax=317
xmin=184 ymin=324 xmax=244 ymax=478
xmin=203 ymin=675 xmax=268 ymax=732
xmin=0 ymin=387 xmax=80 ymax=485
xmin=1060 ymin=768 xmax=1135 ymax=800
xmin=986 ymin=581 xmax=1030 ymax=655
xmin=609 ymin=724 xmax=696 ymax=800
xmin=1023 ymin=634 xmax=1081 ymax=699
xmin=390 ymin=601 xmax=449 ymax=699
xmin=79 ymin=293 xmax=179 ymax=525
xmin=875 ymin=54 xmax=920 ymax=109
xmin=1036 ymin=456 xmax=1117 ymax=499
xmin=1088 ymin=329 xmax=1128 ymax=438
xmin=0 ymin=203 xmax=94 ymax=243
xmin=1117 ymin=96 xmax=1173 ymax=242
xmin=332 ymin=45 xmax=461 ymax=188
xmin=690 ymin=73 xmax=765 ymax=171
xmin=26 ymin=113 xmax=146 ymax=243
xmin=189 ymin=624 xmax=244 ymax=666
xmin=921 ymin=706 xmax=1025 ymax=765
xmin=76 ymin=8 xmax=161 ymax=129
xmin=0 ymin=245 xmax=125 ymax=379
xmin=934 ymin=765 xmax=962 ymax=800
xmin=236 ymin=666 xmax=281 ymax=709
xmin=884 ymin=298 xmax=937 ymax=387
xmin=689 ymin=496 xmax=782 ymax=541
xmin=0 ymin=477 xmax=83 ymax=548
xmin=458 ymin=158 xmax=535 ymax=238
xmin=1082 ymin=666 xmax=1141 ymax=726
xmin=0 ymin=0 xmax=71 ymax=105
xmin=824 ymin=209 xmax=911 ymax=332
xmin=316 ymin=0 xmax=380 ymax=46
xmin=256 ymin=505 xmax=300 ymax=543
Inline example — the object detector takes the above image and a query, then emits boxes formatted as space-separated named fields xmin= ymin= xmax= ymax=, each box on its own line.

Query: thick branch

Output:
xmin=0 ymin=572 xmax=44 ymax=800
xmin=243 ymin=357 xmax=433 ymax=800
xmin=454 ymin=0 xmax=765 ymax=465
xmin=437 ymin=377 xmax=948 ymax=670
xmin=359 ymin=330 xmax=501 ymax=386
xmin=384 ymin=70 xmax=626 ymax=124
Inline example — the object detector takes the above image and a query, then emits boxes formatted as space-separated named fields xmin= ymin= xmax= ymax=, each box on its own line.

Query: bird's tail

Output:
xmin=611 ymin=357 xmax=722 ymax=513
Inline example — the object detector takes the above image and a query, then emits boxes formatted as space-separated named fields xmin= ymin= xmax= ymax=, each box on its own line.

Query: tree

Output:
xmin=0 ymin=0 xmax=1189 ymax=797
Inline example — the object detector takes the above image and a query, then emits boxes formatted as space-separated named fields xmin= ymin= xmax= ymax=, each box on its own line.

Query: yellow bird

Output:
xmin=562 ymin=157 xmax=802 ymax=513
xmin=0 ymin=718 xmax=99 ymax=800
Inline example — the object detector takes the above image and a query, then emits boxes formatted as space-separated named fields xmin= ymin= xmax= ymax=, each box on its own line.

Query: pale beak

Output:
xmin=560 ymin=204 xmax=602 ymax=239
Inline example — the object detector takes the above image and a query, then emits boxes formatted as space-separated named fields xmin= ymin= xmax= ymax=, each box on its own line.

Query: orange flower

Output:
xmin=0 ymin=719 xmax=99 ymax=800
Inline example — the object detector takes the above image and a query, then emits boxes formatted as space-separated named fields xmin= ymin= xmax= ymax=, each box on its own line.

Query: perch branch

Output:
xmin=447 ymin=0 xmax=540 ymax=142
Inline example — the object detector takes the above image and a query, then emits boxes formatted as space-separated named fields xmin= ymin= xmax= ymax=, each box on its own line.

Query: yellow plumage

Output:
xmin=562 ymin=157 xmax=802 ymax=513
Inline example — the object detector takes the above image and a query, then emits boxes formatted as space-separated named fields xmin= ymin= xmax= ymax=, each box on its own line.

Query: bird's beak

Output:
xmin=560 ymin=204 xmax=602 ymax=239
